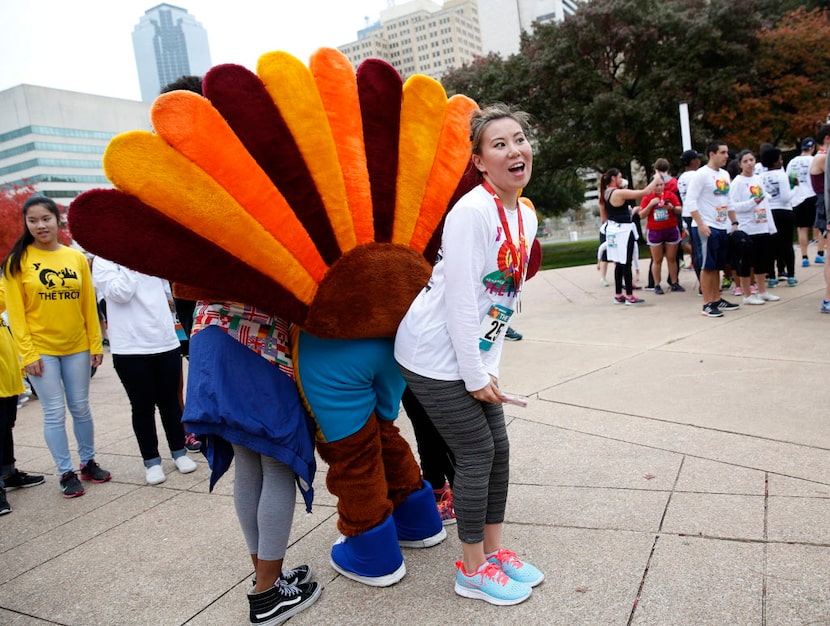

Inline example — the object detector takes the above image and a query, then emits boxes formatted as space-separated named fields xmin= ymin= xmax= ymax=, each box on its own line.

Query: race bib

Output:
xmin=654 ymin=207 xmax=669 ymax=222
xmin=479 ymin=304 xmax=514 ymax=351
xmin=715 ymin=206 xmax=728 ymax=223
xmin=754 ymin=207 xmax=767 ymax=223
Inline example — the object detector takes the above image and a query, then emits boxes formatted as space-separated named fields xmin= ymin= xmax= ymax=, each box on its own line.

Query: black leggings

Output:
xmin=771 ymin=209 xmax=795 ymax=278
xmin=401 ymin=386 xmax=455 ymax=490
xmin=113 ymin=349 xmax=184 ymax=461
xmin=0 ymin=395 xmax=18 ymax=474
xmin=615 ymin=234 xmax=637 ymax=295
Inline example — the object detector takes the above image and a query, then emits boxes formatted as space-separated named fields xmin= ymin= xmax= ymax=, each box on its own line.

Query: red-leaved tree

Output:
xmin=0 ymin=183 xmax=72 ymax=261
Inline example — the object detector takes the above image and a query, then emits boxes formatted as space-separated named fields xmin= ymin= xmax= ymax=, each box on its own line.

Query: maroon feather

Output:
xmin=203 ymin=64 xmax=340 ymax=266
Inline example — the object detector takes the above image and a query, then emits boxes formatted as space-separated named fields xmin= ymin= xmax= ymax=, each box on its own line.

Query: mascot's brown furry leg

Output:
xmin=379 ymin=417 xmax=448 ymax=549
xmin=316 ymin=414 xmax=391 ymax=537
xmin=318 ymin=413 xmax=446 ymax=586
xmin=378 ymin=418 xmax=422 ymax=508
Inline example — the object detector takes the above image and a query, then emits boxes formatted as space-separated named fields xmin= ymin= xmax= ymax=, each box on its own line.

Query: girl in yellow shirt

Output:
xmin=0 ymin=278 xmax=46 ymax=514
xmin=2 ymin=195 xmax=111 ymax=498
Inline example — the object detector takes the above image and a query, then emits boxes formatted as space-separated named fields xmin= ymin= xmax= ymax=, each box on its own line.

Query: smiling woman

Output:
xmin=395 ymin=103 xmax=544 ymax=606
xmin=2 ymin=195 xmax=110 ymax=497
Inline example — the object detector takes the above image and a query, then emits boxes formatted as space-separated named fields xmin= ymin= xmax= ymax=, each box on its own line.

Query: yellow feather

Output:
xmin=393 ymin=75 xmax=447 ymax=245
xmin=257 ymin=51 xmax=357 ymax=254
xmin=103 ymin=131 xmax=318 ymax=304
xmin=151 ymin=91 xmax=329 ymax=284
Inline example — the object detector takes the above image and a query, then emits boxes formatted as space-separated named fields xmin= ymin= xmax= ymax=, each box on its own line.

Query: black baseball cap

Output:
xmin=680 ymin=149 xmax=702 ymax=164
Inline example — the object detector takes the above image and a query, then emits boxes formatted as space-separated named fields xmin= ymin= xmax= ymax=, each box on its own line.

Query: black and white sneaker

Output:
xmin=251 ymin=564 xmax=313 ymax=591
xmin=3 ymin=469 xmax=45 ymax=491
xmin=0 ymin=487 xmax=10 ymax=515
xmin=280 ymin=565 xmax=312 ymax=587
xmin=717 ymin=298 xmax=740 ymax=311
xmin=701 ymin=302 xmax=723 ymax=318
xmin=248 ymin=579 xmax=321 ymax=626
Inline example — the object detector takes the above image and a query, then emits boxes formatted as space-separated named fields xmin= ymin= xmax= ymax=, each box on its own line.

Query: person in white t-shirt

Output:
xmin=787 ymin=138 xmax=817 ymax=268
xmin=684 ymin=141 xmax=741 ymax=317
xmin=395 ymin=104 xmax=542 ymax=606
xmin=760 ymin=148 xmax=796 ymax=286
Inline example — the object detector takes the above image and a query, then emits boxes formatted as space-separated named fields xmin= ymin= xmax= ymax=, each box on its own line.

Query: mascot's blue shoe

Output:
xmin=394 ymin=480 xmax=448 ymax=548
xmin=331 ymin=515 xmax=406 ymax=587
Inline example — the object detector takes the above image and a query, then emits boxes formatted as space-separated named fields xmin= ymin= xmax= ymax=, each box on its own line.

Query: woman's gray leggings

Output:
xmin=232 ymin=444 xmax=296 ymax=561
xmin=400 ymin=367 xmax=509 ymax=545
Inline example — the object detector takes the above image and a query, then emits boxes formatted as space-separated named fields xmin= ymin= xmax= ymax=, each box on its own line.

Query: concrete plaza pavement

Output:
xmin=1 ymin=257 xmax=829 ymax=625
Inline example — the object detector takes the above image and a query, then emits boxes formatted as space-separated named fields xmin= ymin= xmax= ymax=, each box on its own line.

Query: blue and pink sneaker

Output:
xmin=454 ymin=560 xmax=532 ymax=605
xmin=487 ymin=548 xmax=545 ymax=587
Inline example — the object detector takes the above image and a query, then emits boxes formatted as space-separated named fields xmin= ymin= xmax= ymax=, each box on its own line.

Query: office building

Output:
xmin=132 ymin=3 xmax=212 ymax=102
xmin=0 ymin=85 xmax=150 ymax=205
xmin=478 ymin=0 xmax=581 ymax=58
xmin=338 ymin=0 xmax=482 ymax=81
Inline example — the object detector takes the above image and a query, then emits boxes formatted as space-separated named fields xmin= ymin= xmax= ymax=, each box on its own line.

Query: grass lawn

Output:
xmin=539 ymin=239 xmax=651 ymax=271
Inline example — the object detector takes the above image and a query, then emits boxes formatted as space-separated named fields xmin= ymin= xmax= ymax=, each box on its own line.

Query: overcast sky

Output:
xmin=0 ymin=0 xmax=389 ymax=101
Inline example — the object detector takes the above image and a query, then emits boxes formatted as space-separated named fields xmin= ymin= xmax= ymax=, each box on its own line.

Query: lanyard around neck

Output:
xmin=481 ymin=180 xmax=528 ymax=295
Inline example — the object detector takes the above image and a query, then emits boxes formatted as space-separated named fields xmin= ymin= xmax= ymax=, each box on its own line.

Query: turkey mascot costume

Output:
xmin=69 ymin=47 xmax=541 ymax=587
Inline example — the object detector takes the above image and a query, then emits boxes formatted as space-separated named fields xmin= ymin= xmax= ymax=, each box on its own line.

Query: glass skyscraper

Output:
xmin=132 ymin=4 xmax=212 ymax=102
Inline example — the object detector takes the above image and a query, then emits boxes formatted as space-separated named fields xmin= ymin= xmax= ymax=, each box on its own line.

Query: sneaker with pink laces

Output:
xmin=184 ymin=432 xmax=202 ymax=452
xmin=454 ymin=560 xmax=531 ymax=605
xmin=487 ymin=548 xmax=545 ymax=587
xmin=434 ymin=482 xmax=456 ymax=526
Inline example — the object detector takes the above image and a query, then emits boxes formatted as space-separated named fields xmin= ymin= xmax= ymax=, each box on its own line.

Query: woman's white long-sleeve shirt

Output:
xmin=729 ymin=174 xmax=776 ymax=236
xmin=395 ymin=185 xmax=537 ymax=392
xmin=92 ymin=257 xmax=180 ymax=355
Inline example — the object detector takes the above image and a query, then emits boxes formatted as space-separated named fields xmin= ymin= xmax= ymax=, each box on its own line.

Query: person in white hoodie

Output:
xmin=92 ymin=258 xmax=197 ymax=484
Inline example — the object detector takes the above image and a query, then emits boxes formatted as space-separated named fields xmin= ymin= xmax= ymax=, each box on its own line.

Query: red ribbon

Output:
xmin=481 ymin=180 xmax=528 ymax=295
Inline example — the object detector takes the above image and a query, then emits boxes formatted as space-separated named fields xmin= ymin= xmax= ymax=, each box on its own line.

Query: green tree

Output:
xmin=520 ymin=0 xmax=771 ymax=173
xmin=523 ymin=141 xmax=586 ymax=215
xmin=443 ymin=0 xmax=816 ymax=182
xmin=443 ymin=52 xmax=529 ymax=107
xmin=443 ymin=52 xmax=586 ymax=214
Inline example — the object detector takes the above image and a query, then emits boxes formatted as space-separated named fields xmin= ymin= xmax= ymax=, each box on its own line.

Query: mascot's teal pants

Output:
xmin=293 ymin=331 xmax=422 ymax=536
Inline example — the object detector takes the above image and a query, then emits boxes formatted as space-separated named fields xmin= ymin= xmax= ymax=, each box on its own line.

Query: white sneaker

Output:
xmin=759 ymin=291 xmax=780 ymax=302
xmin=174 ymin=455 xmax=197 ymax=474
xmin=743 ymin=294 xmax=765 ymax=305
xmin=145 ymin=464 xmax=166 ymax=485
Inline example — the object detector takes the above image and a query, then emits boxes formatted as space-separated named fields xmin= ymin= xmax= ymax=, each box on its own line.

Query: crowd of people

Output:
xmin=597 ymin=128 xmax=830 ymax=317
xmin=0 ymin=99 xmax=545 ymax=624
xmin=6 ymin=84 xmax=828 ymax=623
